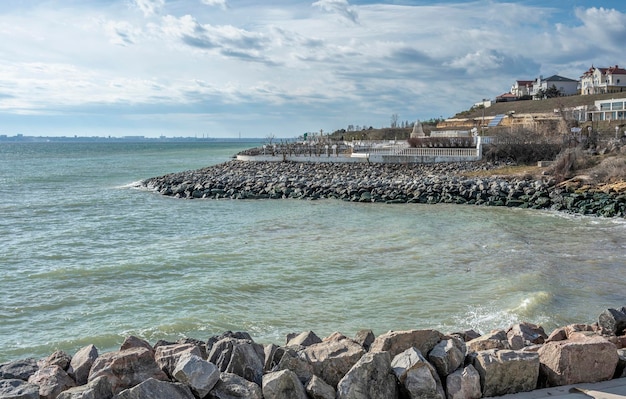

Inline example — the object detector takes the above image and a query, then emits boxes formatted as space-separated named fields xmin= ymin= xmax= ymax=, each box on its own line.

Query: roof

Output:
xmin=581 ymin=65 xmax=626 ymax=77
xmin=497 ymin=92 xmax=517 ymax=99
xmin=544 ymin=74 xmax=578 ymax=82
xmin=606 ymin=65 xmax=626 ymax=75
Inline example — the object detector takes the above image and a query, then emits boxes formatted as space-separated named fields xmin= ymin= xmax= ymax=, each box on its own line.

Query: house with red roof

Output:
xmin=580 ymin=65 xmax=626 ymax=95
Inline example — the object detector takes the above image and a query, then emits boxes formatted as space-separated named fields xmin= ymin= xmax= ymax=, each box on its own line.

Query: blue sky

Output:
xmin=1 ymin=0 xmax=625 ymax=138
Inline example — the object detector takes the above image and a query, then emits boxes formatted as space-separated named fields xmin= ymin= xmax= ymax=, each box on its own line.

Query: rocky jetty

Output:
xmin=1 ymin=307 xmax=626 ymax=399
xmin=140 ymin=160 xmax=626 ymax=217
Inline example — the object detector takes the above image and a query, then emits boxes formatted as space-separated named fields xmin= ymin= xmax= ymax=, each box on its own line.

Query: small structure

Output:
xmin=410 ymin=120 xmax=426 ymax=138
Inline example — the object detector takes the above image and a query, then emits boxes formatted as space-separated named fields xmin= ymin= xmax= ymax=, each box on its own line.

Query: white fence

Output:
xmin=351 ymin=137 xmax=484 ymax=163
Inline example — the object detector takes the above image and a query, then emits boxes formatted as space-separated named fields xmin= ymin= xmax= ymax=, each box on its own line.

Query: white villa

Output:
xmin=508 ymin=75 xmax=579 ymax=99
xmin=580 ymin=65 xmax=626 ymax=95
xmin=531 ymin=75 xmax=579 ymax=97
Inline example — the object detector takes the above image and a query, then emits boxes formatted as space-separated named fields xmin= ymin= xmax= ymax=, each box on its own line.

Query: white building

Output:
xmin=580 ymin=65 xmax=626 ymax=95
xmin=532 ymin=75 xmax=579 ymax=98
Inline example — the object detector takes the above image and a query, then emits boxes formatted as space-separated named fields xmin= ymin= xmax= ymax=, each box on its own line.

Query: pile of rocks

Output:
xmin=141 ymin=161 xmax=626 ymax=217
xmin=1 ymin=307 xmax=625 ymax=399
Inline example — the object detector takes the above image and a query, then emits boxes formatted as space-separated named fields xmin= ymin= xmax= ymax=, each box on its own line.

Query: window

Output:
xmin=612 ymin=102 xmax=624 ymax=110
xmin=600 ymin=102 xmax=611 ymax=111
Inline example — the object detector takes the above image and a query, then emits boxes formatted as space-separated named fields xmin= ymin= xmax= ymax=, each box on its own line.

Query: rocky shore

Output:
xmin=140 ymin=160 xmax=626 ymax=217
xmin=1 ymin=307 xmax=625 ymax=399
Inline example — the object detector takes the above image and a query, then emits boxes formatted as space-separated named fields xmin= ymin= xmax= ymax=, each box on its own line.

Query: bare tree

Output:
xmin=390 ymin=113 xmax=399 ymax=128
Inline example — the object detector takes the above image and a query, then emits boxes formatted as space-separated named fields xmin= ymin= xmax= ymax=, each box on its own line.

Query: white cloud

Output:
xmin=134 ymin=0 xmax=165 ymax=17
xmin=201 ymin=0 xmax=228 ymax=10
xmin=312 ymin=0 xmax=359 ymax=24
xmin=103 ymin=20 xmax=142 ymax=46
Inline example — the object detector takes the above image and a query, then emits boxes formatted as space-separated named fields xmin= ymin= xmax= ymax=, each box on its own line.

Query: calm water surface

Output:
xmin=1 ymin=141 xmax=625 ymax=363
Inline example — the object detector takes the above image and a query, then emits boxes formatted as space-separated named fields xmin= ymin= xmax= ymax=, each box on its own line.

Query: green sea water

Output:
xmin=1 ymin=141 xmax=625 ymax=363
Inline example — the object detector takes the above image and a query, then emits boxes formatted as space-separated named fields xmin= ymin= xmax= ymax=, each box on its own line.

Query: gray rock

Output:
xmin=113 ymin=378 xmax=194 ymax=399
xmin=285 ymin=331 xmax=321 ymax=347
xmin=262 ymin=370 xmax=307 ymax=399
xmin=119 ymin=337 xmax=153 ymax=355
xmin=445 ymin=365 xmax=481 ymax=399
xmin=56 ymin=376 xmax=113 ymax=399
xmin=427 ymin=338 xmax=466 ymax=380
xmin=305 ymin=375 xmax=335 ymax=399
xmin=337 ymin=351 xmax=398 ymax=399
xmin=299 ymin=338 xmax=366 ymax=388
xmin=0 ymin=379 xmax=40 ymax=399
xmin=172 ymin=352 xmax=219 ymax=398
xmin=353 ymin=330 xmax=375 ymax=351
xmin=154 ymin=343 xmax=203 ymax=378
xmin=207 ymin=372 xmax=262 ymax=399
xmin=471 ymin=349 xmax=539 ymax=397
xmin=370 ymin=329 xmax=443 ymax=359
xmin=88 ymin=347 xmax=169 ymax=395
xmin=0 ymin=358 xmax=39 ymax=381
xmin=598 ymin=307 xmax=626 ymax=336
xmin=271 ymin=349 xmax=313 ymax=384
xmin=467 ymin=329 xmax=509 ymax=352
xmin=263 ymin=344 xmax=279 ymax=372
xmin=538 ymin=333 xmax=618 ymax=387
xmin=69 ymin=345 xmax=99 ymax=386
xmin=392 ymin=347 xmax=444 ymax=399
xmin=28 ymin=365 xmax=76 ymax=399
xmin=38 ymin=351 xmax=72 ymax=372
xmin=207 ymin=338 xmax=264 ymax=386
xmin=507 ymin=322 xmax=547 ymax=347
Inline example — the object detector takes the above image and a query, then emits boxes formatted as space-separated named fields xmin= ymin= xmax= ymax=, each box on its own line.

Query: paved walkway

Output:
xmin=492 ymin=378 xmax=626 ymax=398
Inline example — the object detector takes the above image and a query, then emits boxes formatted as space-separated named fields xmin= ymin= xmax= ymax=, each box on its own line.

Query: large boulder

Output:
xmin=38 ymin=351 xmax=72 ymax=372
xmin=353 ymin=330 xmax=375 ymax=351
xmin=285 ymin=331 xmax=321 ymax=347
xmin=207 ymin=372 xmax=263 ymax=399
xmin=69 ymin=345 xmax=99 ymax=386
xmin=119 ymin=336 xmax=154 ymax=355
xmin=299 ymin=338 xmax=366 ymax=388
xmin=507 ymin=323 xmax=547 ymax=349
xmin=391 ymin=347 xmax=444 ymax=399
xmin=337 ymin=351 xmax=398 ymax=399
xmin=172 ymin=352 xmax=219 ymax=398
xmin=538 ymin=333 xmax=619 ymax=387
xmin=305 ymin=375 xmax=335 ymax=399
xmin=445 ymin=365 xmax=482 ymax=399
xmin=427 ymin=338 xmax=466 ymax=380
xmin=271 ymin=348 xmax=313 ymax=384
xmin=113 ymin=378 xmax=195 ymax=399
xmin=56 ymin=376 xmax=113 ymax=399
xmin=262 ymin=370 xmax=307 ymax=399
xmin=88 ymin=347 xmax=169 ymax=394
xmin=207 ymin=338 xmax=264 ymax=386
xmin=598 ymin=307 xmax=626 ymax=336
xmin=470 ymin=349 xmax=539 ymax=397
xmin=0 ymin=379 xmax=40 ymax=399
xmin=154 ymin=343 xmax=203 ymax=378
xmin=467 ymin=330 xmax=509 ymax=352
xmin=370 ymin=329 xmax=443 ymax=359
xmin=0 ymin=358 xmax=39 ymax=381
xmin=28 ymin=365 xmax=76 ymax=399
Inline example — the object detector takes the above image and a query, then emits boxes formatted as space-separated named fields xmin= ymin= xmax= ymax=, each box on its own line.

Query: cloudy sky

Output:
xmin=1 ymin=0 xmax=625 ymax=138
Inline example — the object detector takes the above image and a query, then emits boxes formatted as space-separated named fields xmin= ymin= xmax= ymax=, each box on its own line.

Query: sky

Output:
xmin=1 ymin=0 xmax=625 ymax=138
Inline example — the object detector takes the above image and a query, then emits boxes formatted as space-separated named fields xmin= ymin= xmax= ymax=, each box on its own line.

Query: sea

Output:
xmin=1 ymin=141 xmax=625 ymax=364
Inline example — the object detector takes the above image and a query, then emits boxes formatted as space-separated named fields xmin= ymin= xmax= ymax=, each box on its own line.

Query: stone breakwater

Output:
xmin=1 ymin=308 xmax=625 ymax=399
xmin=141 ymin=160 xmax=626 ymax=217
